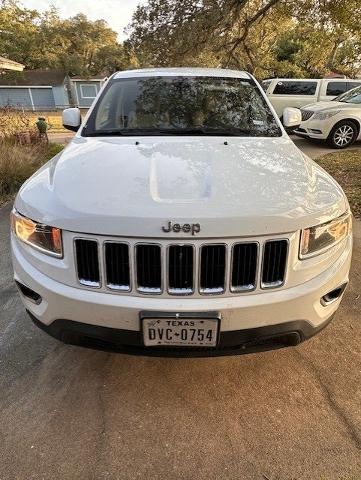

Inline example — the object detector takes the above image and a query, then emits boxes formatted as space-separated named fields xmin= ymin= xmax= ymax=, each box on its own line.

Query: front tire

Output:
xmin=327 ymin=120 xmax=358 ymax=149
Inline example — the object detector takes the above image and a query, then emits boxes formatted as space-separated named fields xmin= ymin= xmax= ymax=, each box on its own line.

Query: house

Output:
xmin=0 ymin=56 xmax=24 ymax=71
xmin=0 ymin=69 xmax=107 ymax=111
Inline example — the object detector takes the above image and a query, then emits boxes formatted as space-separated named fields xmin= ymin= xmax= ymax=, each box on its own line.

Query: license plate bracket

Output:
xmin=140 ymin=312 xmax=220 ymax=348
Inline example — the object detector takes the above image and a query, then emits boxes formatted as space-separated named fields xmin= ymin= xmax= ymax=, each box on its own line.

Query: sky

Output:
xmin=20 ymin=0 xmax=143 ymax=40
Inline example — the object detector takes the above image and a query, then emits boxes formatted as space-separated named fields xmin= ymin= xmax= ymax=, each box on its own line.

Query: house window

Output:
xmin=80 ymin=84 xmax=98 ymax=98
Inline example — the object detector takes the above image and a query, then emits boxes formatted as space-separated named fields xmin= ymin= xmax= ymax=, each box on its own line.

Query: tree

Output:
xmin=0 ymin=0 xmax=137 ymax=75
xmin=0 ymin=0 xmax=41 ymax=68
xmin=127 ymin=0 xmax=284 ymax=72
xmin=127 ymin=0 xmax=361 ymax=78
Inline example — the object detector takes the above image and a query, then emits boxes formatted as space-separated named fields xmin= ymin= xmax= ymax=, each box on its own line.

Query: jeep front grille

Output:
xmin=104 ymin=242 xmax=130 ymax=291
xmin=168 ymin=245 xmax=194 ymax=294
xmin=74 ymin=238 xmax=288 ymax=295
xmin=200 ymin=245 xmax=226 ymax=294
xmin=75 ymin=239 xmax=100 ymax=287
xmin=261 ymin=240 xmax=288 ymax=288
xmin=136 ymin=244 xmax=162 ymax=293
xmin=231 ymin=242 xmax=258 ymax=292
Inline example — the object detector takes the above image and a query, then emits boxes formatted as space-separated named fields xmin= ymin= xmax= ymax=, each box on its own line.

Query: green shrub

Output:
xmin=0 ymin=142 xmax=63 ymax=205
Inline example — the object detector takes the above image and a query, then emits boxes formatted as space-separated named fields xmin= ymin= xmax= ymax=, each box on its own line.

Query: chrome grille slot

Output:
xmin=200 ymin=245 xmax=226 ymax=294
xmin=231 ymin=242 xmax=258 ymax=292
xmin=75 ymin=239 xmax=100 ymax=287
xmin=301 ymin=109 xmax=314 ymax=121
xmin=136 ymin=244 xmax=162 ymax=293
xmin=105 ymin=242 xmax=130 ymax=291
xmin=262 ymin=240 xmax=288 ymax=288
xmin=168 ymin=245 xmax=194 ymax=294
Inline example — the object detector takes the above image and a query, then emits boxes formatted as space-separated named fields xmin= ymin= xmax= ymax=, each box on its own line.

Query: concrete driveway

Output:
xmin=1 ymin=211 xmax=361 ymax=479
xmin=290 ymin=135 xmax=361 ymax=158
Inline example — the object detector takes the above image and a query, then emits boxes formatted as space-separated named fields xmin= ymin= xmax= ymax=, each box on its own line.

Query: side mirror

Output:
xmin=283 ymin=107 xmax=302 ymax=128
xmin=62 ymin=108 xmax=81 ymax=132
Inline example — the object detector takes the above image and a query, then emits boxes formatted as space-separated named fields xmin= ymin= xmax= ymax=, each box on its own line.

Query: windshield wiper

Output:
xmin=84 ymin=126 xmax=253 ymax=137
xmin=85 ymin=128 xmax=147 ymax=137
xmin=158 ymin=127 xmax=252 ymax=136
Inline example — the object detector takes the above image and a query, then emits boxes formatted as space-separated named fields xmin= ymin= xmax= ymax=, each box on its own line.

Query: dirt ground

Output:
xmin=0 ymin=202 xmax=360 ymax=479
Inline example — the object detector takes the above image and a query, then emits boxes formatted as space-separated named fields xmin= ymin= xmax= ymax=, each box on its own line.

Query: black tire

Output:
xmin=327 ymin=120 xmax=358 ymax=149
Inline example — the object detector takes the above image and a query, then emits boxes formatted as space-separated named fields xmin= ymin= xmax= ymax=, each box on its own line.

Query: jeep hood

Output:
xmin=15 ymin=136 xmax=347 ymax=238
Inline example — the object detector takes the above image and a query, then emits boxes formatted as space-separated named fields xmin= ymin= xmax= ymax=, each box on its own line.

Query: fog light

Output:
xmin=321 ymin=283 xmax=347 ymax=306
xmin=15 ymin=281 xmax=42 ymax=305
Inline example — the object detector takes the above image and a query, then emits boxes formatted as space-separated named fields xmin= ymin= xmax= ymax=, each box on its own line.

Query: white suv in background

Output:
xmin=263 ymin=78 xmax=361 ymax=118
xmin=295 ymin=85 xmax=361 ymax=148
xmin=11 ymin=68 xmax=352 ymax=357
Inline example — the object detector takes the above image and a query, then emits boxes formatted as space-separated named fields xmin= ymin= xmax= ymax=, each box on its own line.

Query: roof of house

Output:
xmin=0 ymin=56 xmax=24 ymax=71
xmin=0 ymin=69 xmax=66 ymax=86
xmin=71 ymin=75 xmax=108 ymax=81
xmin=0 ymin=69 xmax=108 ymax=86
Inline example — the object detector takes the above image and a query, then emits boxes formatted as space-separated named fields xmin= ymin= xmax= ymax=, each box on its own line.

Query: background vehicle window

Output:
xmin=348 ymin=81 xmax=361 ymax=90
xmin=273 ymin=81 xmax=317 ymax=95
xmin=326 ymin=82 xmax=347 ymax=96
xmin=335 ymin=85 xmax=361 ymax=104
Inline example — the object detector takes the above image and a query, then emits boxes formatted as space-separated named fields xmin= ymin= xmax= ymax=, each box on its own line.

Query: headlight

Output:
xmin=313 ymin=110 xmax=340 ymax=120
xmin=11 ymin=209 xmax=63 ymax=258
xmin=299 ymin=212 xmax=352 ymax=259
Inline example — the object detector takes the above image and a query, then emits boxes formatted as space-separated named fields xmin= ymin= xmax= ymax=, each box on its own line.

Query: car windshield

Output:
xmin=84 ymin=76 xmax=281 ymax=137
xmin=334 ymin=86 xmax=361 ymax=104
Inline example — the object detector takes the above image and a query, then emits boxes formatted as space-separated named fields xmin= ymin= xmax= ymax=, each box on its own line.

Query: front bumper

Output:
xmin=294 ymin=118 xmax=331 ymax=140
xmin=13 ymin=233 xmax=352 ymax=356
xmin=28 ymin=311 xmax=334 ymax=357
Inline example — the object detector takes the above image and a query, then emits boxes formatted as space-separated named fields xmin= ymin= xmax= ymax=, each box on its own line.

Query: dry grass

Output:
xmin=28 ymin=110 xmax=88 ymax=133
xmin=28 ymin=111 xmax=66 ymax=133
xmin=0 ymin=142 xmax=63 ymax=205
xmin=316 ymin=149 xmax=361 ymax=218
xmin=0 ymin=109 xmax=86 ymax=136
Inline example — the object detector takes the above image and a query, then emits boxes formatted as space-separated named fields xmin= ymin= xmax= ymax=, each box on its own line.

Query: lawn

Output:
xmin=28 ymin=110 xmax=89 ymax=133
xmin=28 ymin=111 xmax=66 ymax=133
xmin=316 ymin=149 xmax=361 ymax=218
xmin=0 ymin=142 xmax=63 ymax=206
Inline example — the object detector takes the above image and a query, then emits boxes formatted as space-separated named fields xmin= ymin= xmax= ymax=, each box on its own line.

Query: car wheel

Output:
xmin=327 ymin=121 xmax=358 ymax=149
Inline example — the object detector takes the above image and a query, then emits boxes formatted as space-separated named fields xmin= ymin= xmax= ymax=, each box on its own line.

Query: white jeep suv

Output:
xmin=11 ymin=68 xmax=352 ymax=356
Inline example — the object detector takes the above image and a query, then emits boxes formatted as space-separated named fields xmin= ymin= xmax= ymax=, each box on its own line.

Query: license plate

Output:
xmin=142 ymin=317 xmax=219 ymax=347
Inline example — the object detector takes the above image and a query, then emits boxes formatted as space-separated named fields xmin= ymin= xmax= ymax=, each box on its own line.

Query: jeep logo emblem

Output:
xmin=162 ymin=221 xmax=201 ymax=235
